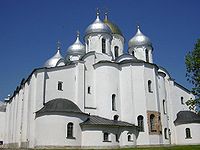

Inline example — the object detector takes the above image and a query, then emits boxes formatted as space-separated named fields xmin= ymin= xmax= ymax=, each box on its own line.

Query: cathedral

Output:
xmin=0 ymin=11 xmax=200 ymax=149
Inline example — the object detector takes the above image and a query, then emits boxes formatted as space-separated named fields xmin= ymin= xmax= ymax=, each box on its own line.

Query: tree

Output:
xmin=185 ymin=39 xmax=200 ymax=112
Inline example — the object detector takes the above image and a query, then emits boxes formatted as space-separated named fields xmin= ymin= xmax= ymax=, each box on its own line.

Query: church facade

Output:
xmin=0 ymin=11 xmax=200 ymax=149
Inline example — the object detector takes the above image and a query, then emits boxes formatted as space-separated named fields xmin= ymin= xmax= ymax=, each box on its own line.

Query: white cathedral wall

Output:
xmin=84 ymin=54 xmax=112 ymax=113
xmin=15 ymin=89 xmax=23 ymax=147
xmin=86 ymin=33 xmax=111 ymax=55
xmin=167 ymin=82 xmax=194 ymax=145
xmin=44 ymin=68 xmax=76 ymax=104
xmin=175 ymin=124 xmax=200 ymax=145
xmin=94 ymin=63 xmax=120 ymax=119
xmin=34 ymin=64 xmax=85 ymax=113
xmin=26 ymin=74 xmax=37 ymax=148
xmin=0 ymin=112 xmax=5 ymax=143
xmin=111 ymin=35 xmax=124 ymax=58
xmin=144 ymin=64 xmax=159 ymax=111
xmin=132 ymin=64 xmax=150 ymax=145
xmin=132 ymin=47 xmax=145 ymax=61
xmin=157 ymin=74 xmax=170 ymax=144
xmin=4 ymin=103 xmax=9 ymax=144
xmin=84 ymin=54 xmax=96 ymax=110
xmin=20 ymin=82 xmax=30 ymax=145
xmin=35 ymin=115 xmax=83 ymax=147
xmin=119 ymin=64 xmax=135 ymax=124
xmin=81 ymin=127 xmax=119 ymax=147
xmin=119 ymin=129 xmax=137 ymax=147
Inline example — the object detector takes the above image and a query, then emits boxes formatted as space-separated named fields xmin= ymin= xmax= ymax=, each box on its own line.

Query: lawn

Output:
xmin=120 ymin=145 xmax=200 ymax=150
xmin=2 ymin=145 xmax=200 ymax=150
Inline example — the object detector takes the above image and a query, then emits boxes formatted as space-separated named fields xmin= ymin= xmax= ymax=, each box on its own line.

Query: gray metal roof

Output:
xmin=36 ymin=98 xmax=86 ymax=117
xmin=80 ymin=115 xmax=134 ymax=127
xmin=174 ymin=111 xmax=200 ymax=126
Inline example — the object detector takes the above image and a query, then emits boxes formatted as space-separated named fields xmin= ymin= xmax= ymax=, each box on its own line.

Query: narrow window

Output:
xmin=114 ymin=115 xmax=119 ymax=121
xmin=0 ymin=141 xmax=3 ymax=145
xmin=67 ymin=122 xmax=74 ymax=138
xmin=58 ymin=81 xmax=63 ymax=91
xmin=132 ymin=51 xmax=135 ymax=56
xmin=87 ymin=39 xmax=89 ymax=50
xmin=114 ymin=46 xmax=119 ymax=57
xmin=112 ymin=94 xmax=116 ymax=111
xmin=145 ymin=49 xmax=149 ymax=62
xmin=137 ymin=115 xmax=144 ymax=132
xmin=115 ymin=134 xmax=119 ymax=142
xmin=181 ymin=97 xmax=184 ymax=104
xmin=103 ymin=132 xmax=109 ymax=141
xmin=102 ymin=38 xmax=106 ymax=53
xmin=163 ymin=100 xmax=166 ymax=114
xmin=150 ymin=114 xmax=156 ymax=132
xmin=148 ymin=80 xmax=152 ymax=93
xmin=88 ymin=86 xmax=91 ymax=94
xmin=185 ymin=128 xmax=192 ymax=139
xmin=128 ymin=134 xmax=131 ymax=141
xmin=164 ymin=128 xmax=168 ymax=139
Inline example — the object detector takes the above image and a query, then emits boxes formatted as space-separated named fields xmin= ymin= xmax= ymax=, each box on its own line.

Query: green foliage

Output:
xmin=185 ymin=39 xmax=200 ymax=111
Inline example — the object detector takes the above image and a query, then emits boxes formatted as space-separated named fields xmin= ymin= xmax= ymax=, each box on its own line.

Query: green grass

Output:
xmin=120 ymin=145 xmax=200 ymax=150
xmin=2 ymin=145 xmax=200 ymax=150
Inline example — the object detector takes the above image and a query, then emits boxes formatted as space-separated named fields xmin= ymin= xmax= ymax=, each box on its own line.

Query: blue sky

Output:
xmin=0 ymin=0 xmax=200 ymax=101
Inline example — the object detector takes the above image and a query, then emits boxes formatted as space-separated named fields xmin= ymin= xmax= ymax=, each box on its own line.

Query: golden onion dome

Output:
xmin=103 ymin=13 xmax=123 ymax=36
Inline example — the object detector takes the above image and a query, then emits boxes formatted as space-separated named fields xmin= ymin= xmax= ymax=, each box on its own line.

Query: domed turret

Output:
xmin=103 ymin=13 xmax=123 ymax=36
xmin=44 ymin=42 xmax=64 ymax=68
xmin=128 ymin=25 xmax=152 ymax=48
xmin=103 ymin=12 xmax=124 ymax=59
xmin=85 ymin=10 xmax=111 ymax=36
xmin=128 ymin=26 xmax=153 ymax=63
xmin=67 ymin=31 xmax=85 ymax=56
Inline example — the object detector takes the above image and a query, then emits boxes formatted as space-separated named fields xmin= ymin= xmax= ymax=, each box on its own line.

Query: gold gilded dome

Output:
xmin=103 ymin=13 xmax=123 ymax=36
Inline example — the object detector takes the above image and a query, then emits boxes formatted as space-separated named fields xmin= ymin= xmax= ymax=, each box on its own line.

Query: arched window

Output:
xmin=102 ymin=38 xmax=106 ymax=53
xmin=132 ymin=51 xmax=135 ymax=56
xmin=114 ymin=115 xmax=119 ymax=121
xmin=164 ymin=128 xmax=168 ymax=139
xmin=150 ymin=114 xmax=155 ymax=132
xmin=112 ymin=94 xmax=116 ymax=111
xmin=114 ymin=46 xmax=119 ymax=57
xmin=67 ymin=122 xmax=74 ymax=138
xmin=145 ymin=49 xmax=149 ymax=62
xmin=181 ymin=97 xmax=184 ymax=104
xmin=128 ymin=134 xmax=131 ymax=141
xmin=185 ymin=128 xmax=192 ymax=139
xmin=137 ymin=115 xmax=144 ymax=132
xmin=148 ymin=80 xmax=152 ymax=93
xmin=103 ymin=132 xmax=109 ymax=141
xmin=163 ymin=99 xmax=166 ymax=114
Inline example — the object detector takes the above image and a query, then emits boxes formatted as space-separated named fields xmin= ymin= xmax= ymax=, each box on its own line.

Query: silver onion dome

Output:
xmin=85 ymin=10 xmax=111 ymax=36
xmin=128 ymin=25 xmax=152 ymax=48
xmin=44 ymin=42 xmax=64 ymax=68
xmin=67 ymin=32 xmax=86 ymax=56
